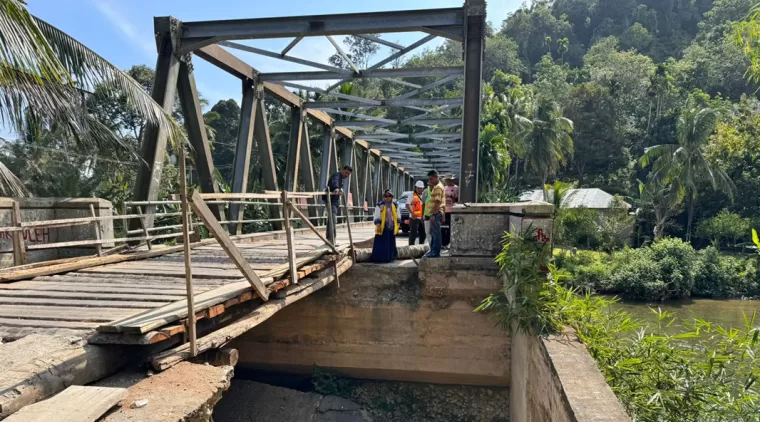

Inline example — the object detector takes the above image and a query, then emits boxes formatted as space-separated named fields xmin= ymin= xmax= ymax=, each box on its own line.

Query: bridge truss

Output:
xmin=133 ymin=0 xmax=486 ymax=228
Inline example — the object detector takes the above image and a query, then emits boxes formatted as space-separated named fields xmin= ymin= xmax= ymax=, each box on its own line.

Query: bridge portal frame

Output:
xmin=133 ymin=1 xmax=485 ymax=233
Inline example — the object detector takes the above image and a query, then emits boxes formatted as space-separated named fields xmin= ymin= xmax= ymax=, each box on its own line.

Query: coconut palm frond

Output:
xmin=0 ymin=159 xmax=29 ymax=197
xmin=0 ymin=0 xmax=184 ymax=149
xmin=32 ymin=18 xmax=184 ymax=147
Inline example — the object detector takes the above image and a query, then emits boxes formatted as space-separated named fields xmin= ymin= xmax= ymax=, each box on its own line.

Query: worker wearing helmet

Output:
xmin=406 ymin=180 xmax=426 ymax=246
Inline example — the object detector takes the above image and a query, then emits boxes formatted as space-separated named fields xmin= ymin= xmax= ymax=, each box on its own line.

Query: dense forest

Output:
xmin=4 ymin=0 xmax=760 ymax=247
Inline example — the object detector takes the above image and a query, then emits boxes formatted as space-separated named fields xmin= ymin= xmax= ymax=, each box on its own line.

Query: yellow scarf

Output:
xmin=375 ymin=204 xmax=399 ymax=235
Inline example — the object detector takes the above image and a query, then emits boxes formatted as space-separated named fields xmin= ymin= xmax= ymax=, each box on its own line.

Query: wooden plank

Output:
xmin=0 ymin=305 xmax=138 ymax=322
xmin=189 ymin=190 xmax=269 ymax=301
xmin=29 ymin=275 xmax=229 ymax=287
xmin=0 ymin=297 xmax=164 ymax=309
xmin=151 ymin=257 xmax=352 ymax=371
xmin=0 ymin=241 xmax=213 ymax=283
xmin=0 ymin=318 xmax=100 ymax=329
xmin=0 ymin=289 xmax=184 ymax=302
xmin=4 ymin=385 xmax=127 ymax=422
xmin=76 ymin=266 xmax=258 ymax=279
xmin=96 ymin=276 xmax=273 ymax=334
xmin=0 ymin=256 xmax=95 ymax=274
xmin=0 ymin=282 xmax=205 ymax=296
xmin=281 ymin=192 xmax=299 ymax=285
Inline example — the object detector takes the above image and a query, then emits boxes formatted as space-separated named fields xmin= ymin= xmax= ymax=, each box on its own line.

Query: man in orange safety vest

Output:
xmin=406 ymin=180 xmax=426 ymax=246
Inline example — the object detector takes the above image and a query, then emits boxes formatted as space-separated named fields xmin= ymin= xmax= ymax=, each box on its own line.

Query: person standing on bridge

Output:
xmin=442 ymin=175 xmax=458 ymax=248
xmin=371 ymin=190 xmax=399 ymax=262
xmin=406 ymin=180 xmax=426 ymax=246
xmin=424 ymin=170 xmax=445 ymax=258
xmin=325 ymin=165 xmax=352 ymax=246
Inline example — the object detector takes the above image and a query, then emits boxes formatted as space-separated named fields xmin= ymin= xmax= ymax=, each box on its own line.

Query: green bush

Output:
xmin=693 ymin=247 xmax=758 ymax=297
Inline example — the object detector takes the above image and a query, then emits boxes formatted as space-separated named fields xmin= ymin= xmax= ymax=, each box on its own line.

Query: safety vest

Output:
xmin=410 ymin=192 xmax=423 ymax=218
xmin=375 ymin=204 xmax=400 ymax=236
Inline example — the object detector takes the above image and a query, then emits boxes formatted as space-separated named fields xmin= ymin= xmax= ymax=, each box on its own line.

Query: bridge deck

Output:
xmin=0 ymin=224 xmax=377 ymax=342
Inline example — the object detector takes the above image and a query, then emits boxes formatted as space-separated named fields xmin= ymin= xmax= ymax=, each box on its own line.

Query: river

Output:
xmin=609 ymin=297 xmax=760 ymax=331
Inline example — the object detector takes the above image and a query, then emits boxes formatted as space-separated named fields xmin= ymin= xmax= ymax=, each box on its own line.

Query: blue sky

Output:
xmin=26 ymin=0 xmax=523 ymax=110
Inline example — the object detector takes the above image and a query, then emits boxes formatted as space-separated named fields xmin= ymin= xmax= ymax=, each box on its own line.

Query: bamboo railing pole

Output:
xmin=342 ymin=192 xmax=356 ymax=263
xmin=178 ymin=146 xmax=197 ymax=357
xmin=282 ymin=191 xmax=299 ymax=284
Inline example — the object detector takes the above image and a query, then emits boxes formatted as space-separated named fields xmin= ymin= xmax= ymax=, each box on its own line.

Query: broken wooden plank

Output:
xmin=151 ymin=257 xmax=353 ymax=371
xmin=4 ymin=385 xmax=127 ymax=422
xmin=189 ymin=190 xmax=269 ymax=301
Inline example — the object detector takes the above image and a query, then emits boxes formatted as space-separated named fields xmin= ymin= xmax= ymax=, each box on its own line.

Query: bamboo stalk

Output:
xmin=178 ymin=146 xmax=197 ymax=358
xmin=282 ymin=191 xmax=299 ymax=285
xmin=288 ymin=202 xmax=339 ymax=254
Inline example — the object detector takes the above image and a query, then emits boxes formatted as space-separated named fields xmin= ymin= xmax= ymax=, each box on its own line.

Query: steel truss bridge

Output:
xmin=133 ymin=0 xmax=486 ymax=230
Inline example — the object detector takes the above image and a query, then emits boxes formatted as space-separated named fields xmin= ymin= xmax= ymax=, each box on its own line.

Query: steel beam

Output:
xmin=281 ymin=36 xmax=303 ymax=55
xmin=299 ymin=120 xmax=319 ymax=220
xmin=177 ymin=60 xmax=219 ymax=212
xmin=393 ymin=74 xmax=460 ymax=100
xmin=259 ymin=66 xmax=463 ymax=82
xmin=321 ymin=109 xmax=397 ymax=124
xmin=327 ymin=35 xmax=360 ymax=73
xmin=253 ymin=96 xmax=282 ymax=230
xmin=228 ymin=79 xmax=257 ymax=234
xmin=280 ymin=82 xmax=381 ymax=105
xmin=367 ymin=35 xmax=437 ymax=70
xmin=460 ymin=0 xmax=485 ymax=203
xmin=219 ymin=41 xmax=353 ymax=74
xmin=357 ymin=34 xmax=404 ymax=50
xmin=285 ymin=106 xmax=304 ymax=191
xmin=373 ymin=155 xmax=382 ymax=203
xmin=305 ymin=97 xmax=463 ymax=109
xmin=132 ymin=26 xmax=180 ymax=229
xmin=320 ymin=128 xmax=335 ymax=190
xmin=360 ymin=147 xmax=371 ymax=209
xmin=180 ymin=8 xmax=464 ymax=41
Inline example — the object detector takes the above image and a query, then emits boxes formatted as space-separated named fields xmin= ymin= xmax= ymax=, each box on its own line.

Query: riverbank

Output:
xmin=555 ymin=241 xmax=760 ymax=301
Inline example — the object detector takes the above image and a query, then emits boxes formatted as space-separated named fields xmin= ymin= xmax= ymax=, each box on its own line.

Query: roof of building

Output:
xmin=518 ymin=188 xmax=631 ymax=209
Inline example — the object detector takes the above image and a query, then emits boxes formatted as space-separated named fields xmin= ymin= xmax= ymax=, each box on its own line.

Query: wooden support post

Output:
xmin=342 ymin=192 xmax=357 ymax=263
xmin=288 ymin=202 xmax=338 ymax=254
xmin=228 ymin=79 xmax=257 ymax=235
xmin=281 ymin=191 xmax=299 ymax=285
xmin=11 ymin=201 xmax=26 ymax=266
xmin=88 ymin=204 xmax=103 ymax=257
xmin=178 ymin=146 xmax=197 ymax=357
xmin=332 ymin=260 xmax=341 ymax=289
xmin=189 ymin=190 xmax=270 ymax=300
xmin=136 ymin=206 xmax=153 ymax=250
xmin=253 ymin=95 xmax=282 ymax=231
xmin=325 ymin=187 xmax=335 ymax=246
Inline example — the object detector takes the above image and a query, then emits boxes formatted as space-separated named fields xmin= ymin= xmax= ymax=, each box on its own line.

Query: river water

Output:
xmin=609 ymin=297 xmax=760 ymax=331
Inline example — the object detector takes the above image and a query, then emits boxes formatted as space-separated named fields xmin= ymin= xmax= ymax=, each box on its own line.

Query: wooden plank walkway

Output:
xmin=0 ymin=224 xmax=377 ymax=341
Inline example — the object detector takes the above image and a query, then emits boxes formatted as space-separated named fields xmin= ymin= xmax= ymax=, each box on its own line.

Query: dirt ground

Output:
xmin=100 ymin=362 xmax=233 ymax=422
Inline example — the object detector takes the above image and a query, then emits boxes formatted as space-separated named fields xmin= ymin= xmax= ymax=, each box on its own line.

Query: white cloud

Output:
xmin=91 ymin=1 xmax=155 ymax=58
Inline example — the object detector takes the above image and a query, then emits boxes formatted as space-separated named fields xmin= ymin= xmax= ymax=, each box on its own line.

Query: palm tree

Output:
xmin=640 ymin=103 xmax=735 ymax=241
xmin=523 ymin=100 xmax=574 ymax=201
xmin=0 ymin=0 xmax=183 ymax=195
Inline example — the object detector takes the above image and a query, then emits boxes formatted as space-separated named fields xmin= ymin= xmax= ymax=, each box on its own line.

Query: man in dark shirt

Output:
xmin=325 ymin=166 xmax=353 ymax=244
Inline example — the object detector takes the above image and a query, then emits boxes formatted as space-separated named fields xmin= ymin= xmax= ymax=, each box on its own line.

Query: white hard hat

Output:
xmin=415 ymin=180 xmax=425 ymax=188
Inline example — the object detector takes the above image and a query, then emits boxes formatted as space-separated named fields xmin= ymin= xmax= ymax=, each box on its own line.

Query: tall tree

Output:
xmin=0 ymin=0 xmax=182 ymax=195
xmin=524 ymin=100 xmax=575 ymax=200
xmin=640 ymin=101 xmax=735 ymax=241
